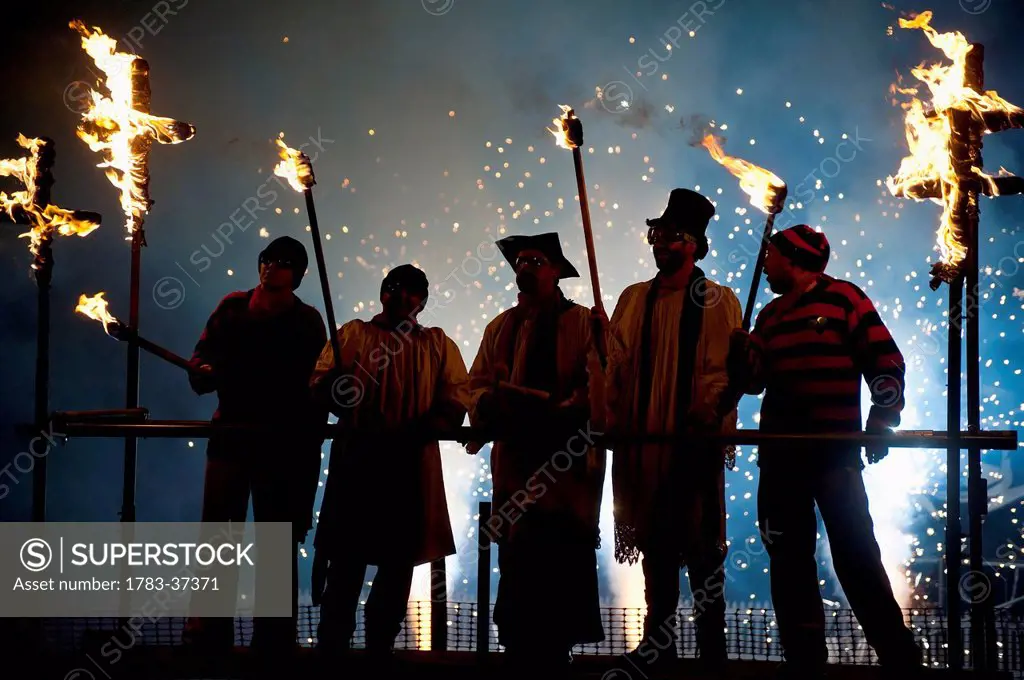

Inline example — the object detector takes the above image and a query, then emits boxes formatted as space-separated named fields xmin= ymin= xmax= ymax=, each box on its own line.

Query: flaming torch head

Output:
xmin=1 ymin=134 xmax=102 ymax=269
xmin=700 ymin=133 xmax=786 ymax=214
xmin=273 ymin=136 xmax=316 ymax=193
xmin=69 ymin=20 xmax=195 ymax=239
xmin=887 ymin=11 xmax=1023 ymax=286
xmin=548 ymin=105 xmax=583 ymax=151
xmin=75 ymin=292 xmax=122 ymax=336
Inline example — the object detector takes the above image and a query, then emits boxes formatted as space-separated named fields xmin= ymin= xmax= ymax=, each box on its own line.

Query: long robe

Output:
xmin=310 ymin=318 xmax=470 ymax=567
xmin=468 ymin=292 xmax=605 ymax=650
xmin=606 ymin=271 xmax=741 ymax=568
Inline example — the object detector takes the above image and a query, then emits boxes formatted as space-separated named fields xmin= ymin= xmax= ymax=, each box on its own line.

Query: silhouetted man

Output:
xmin=310 ymin=264 xmax=470 ymax=660
xmin=184 ymin=235 xmax=328 ymax=655
xmin=598 ymin=189 xmax=740 ymax=673
xmin=468 ymin=232 xmax=606 ymax=672
xmin=731 ymin=225 xmax=922 ymax=679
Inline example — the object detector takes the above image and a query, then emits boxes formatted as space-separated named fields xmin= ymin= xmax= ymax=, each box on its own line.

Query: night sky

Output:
xmin=2 ymin=0 xmax=1024 ymax=615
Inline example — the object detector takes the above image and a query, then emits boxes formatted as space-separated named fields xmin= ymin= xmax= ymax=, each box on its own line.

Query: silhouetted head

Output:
xmin=646 ymin=188 xmax=714 ymax=274
xmin=380 ymin=264 xmax=429 ymax=323
xmin=258 ymin=236 xmax=308 ymax=291
xmin=764 ymin=225 xmax=830 ymax=294
xmin=495 ymin=232 xmax=579 ymax=298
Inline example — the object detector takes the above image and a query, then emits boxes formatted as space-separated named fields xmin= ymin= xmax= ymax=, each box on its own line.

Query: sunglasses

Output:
xmin=647 ymin=227 xmax=696 ymax=246
xmin=259 ymin=254 xmax=297 ymax=269
xmin=515 ymin=255 xmax=551 ymax=269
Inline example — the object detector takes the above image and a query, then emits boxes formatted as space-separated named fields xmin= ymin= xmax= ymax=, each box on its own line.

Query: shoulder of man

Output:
xmin=700 ymin=275 xmax=738 ymax=298
xmin=219 ymin=290 xmax=251 ymax=306
xmin=422 ymin=324 xmax=453 ymax=343
xmin=610 ymin=280 xmax=651 ymax=312
xmin=620 ymin=280 xmax=652 ymax=300
xmin=820 ymin=275 xmax=869 ymax=309
xmin=210 ymin=290 xmax=252 ymax=318
xmin=292 ymin=295 xmax=325 ymax=320
xmin=483 ymin=307 xmax=515 ymax=334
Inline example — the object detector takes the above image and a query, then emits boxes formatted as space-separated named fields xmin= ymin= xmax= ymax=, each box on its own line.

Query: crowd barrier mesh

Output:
xmin=35 ymin=605 xmax=1024 ymax=676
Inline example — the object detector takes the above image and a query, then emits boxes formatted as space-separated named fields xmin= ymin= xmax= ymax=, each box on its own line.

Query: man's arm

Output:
xmin=848 ymin=287 xmax=906 ymax=429
xmin=437 ymin=336 xmax=472 ymax=429
xmin=695 ymin=287 xmax=743 ymax=426
xmin=551 ymin=307 xmax=598 ymax=428
xmin=295 ymin=310 xmax=330 ymax=542
xmin=604 ymin=286 xmax=637 ymax=433
xmin=188 ymin=297 xmax=231 ymax=395
xmin=467 ymin=319 xmax=500 ymax=427
xmin=309 ymin=321 xmax=359 ymax=419
xmin=736 ymin=306 xmax=771 ymax=396
xmin=307 ymin=311 xmax=331 ymax=424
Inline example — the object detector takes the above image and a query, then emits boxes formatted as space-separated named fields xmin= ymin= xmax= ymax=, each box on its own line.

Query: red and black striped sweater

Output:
xmin=746 ymin=274 xmax=905 ymax=460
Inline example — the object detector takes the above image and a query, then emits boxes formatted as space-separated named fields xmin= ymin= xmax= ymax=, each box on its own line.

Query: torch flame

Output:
xmin=75 ymin=292 xmax=120 ymax=335
xmin=886 ymin=10 xmax=1024 ymax=275
xmin=548 ymin=104 xmax=577 ymax=151
xmin=0 ymin=134 xmax=100 ymax=266
xmin=700 ymin=133 xmax=785 ymax=214
xmin=70 ymin=20 xmax=195 ymax=238
xmin=272 ymin=135 xmax=316 ymax=192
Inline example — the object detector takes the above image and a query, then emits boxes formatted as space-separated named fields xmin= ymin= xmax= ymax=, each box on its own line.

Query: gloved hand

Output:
xmin=310 ymin=550 xmax=328 ymax=607
xmin=188 ymin=362 xmax=218 ymax=395
xmin=865 ymin=417 xmax=892 ymax=464
xmin=727 ymin=329 xmax=759 ymax=380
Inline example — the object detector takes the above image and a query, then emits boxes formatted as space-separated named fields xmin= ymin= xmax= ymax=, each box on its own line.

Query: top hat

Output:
xmin=495 ymin=232 xmax=580 ymax=278
xmin=646 ymin=188 xmax=716 ymax=231
xmin=646 ymin=188 xmax=716 ymax=259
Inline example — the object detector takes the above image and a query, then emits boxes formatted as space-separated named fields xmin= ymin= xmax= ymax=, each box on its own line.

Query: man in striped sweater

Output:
xmin=731 ymin=225 xmax=922 ymax=678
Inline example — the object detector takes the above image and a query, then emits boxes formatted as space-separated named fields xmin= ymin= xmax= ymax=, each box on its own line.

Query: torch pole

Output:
xmin=961 ymin=43 xmax=989 ymax=670
xmin=741 ymin=210 xmax=780 ymax=331
xmin=121 ymin=57 xmax=153 ymax=528
xmin=123 ymin=233 xmax=142 ymax=526
xmin=571 ymin=146 xmax=602 ymax=315
xmin=31 ymin=137 xmax=56 ymax=524
xmin=303 ymin=188 xmax=342 ymax=364
xmin=108 ymin=323 xmax=203 ymax=376
xmin=33 ymin=238 xmax=52 ymax=523
xmin=560 ymin=109 xmax=606 ymax=370
xmin=946 ymin=274 xmax=964 ymax=670
xmin=714 ymin=196 xmax=785 ymax=428
xmin=120 ymin=57 xmax=153 ymax=629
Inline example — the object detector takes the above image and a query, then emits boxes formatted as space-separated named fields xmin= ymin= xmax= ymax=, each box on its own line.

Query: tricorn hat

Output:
xmin=495 ymin=232 xmax=579 ymax=279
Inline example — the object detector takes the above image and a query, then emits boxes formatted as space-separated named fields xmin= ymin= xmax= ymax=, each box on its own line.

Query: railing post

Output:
xmin=477 ymin=501 xmax=492 ymax=660
xmin=430 ymin=558 xmax=447 ymax=651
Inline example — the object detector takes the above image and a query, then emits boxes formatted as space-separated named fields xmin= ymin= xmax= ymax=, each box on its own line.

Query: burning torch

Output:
xmin=273 ymin=135 xmax=342 ymax=366
xmin=76 ymin=292 xmax=204 ymax=377
xmin=549 ymin=105 xmax=606 ymax=364
xmin=699 ymin=132 xmax=788 ymax=464
xmin=699 ymin=132 xmax=787 ymax=331
xmin=2 ymin=134 xmax=102 ymax=523
xmin=70 ymin=19 xmax=196 ymax=530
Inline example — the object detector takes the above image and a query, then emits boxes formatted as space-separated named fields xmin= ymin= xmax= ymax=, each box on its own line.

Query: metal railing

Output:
xmin=18 ymin=413 xmax=1020 ymax=670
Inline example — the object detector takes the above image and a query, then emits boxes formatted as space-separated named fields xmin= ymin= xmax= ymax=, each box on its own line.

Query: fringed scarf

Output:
xmin=614 ymin=266 xmax=706 ymax=565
